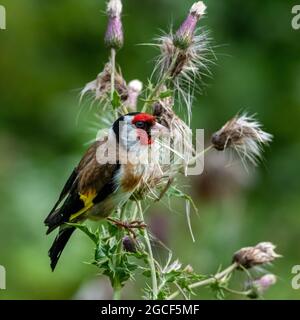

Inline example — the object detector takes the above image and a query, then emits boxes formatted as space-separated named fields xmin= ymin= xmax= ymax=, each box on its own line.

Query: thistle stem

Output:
xmin=136 ymin=201 xmax=158 ymax=299
xmin=110 ymin=48 xmax=118 ymax=118
xmin=188 ymin=145 xmax=213 ymax=165
xmin=112 ymin=207 xmax=125 ymax=300
xmin=222 ymin=287 xmax=252 ymax=296
xmin=111 ymin=48 xmax=116 ymax=101
xmin=113 ymin=284 xmax=122 ymax=300
xmin=167 ymin=263 xmax=238 ymax=300
xmin=142 ymin=50 xmax=179 ymax=112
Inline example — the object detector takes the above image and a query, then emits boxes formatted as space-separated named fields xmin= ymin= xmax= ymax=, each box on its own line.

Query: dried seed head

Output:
xmin=247 ymin=274 xmax=277 ymax=299
xmin=211 ymin=114 xmax=273 ymax=166
xmin=152 ymin=2 xmax=212 ymax=117
xmin=105 ymin=0 xmax=124 ymax=49
xmin=131 ymin=91 xmax=193 ymax=200
xmin=233 ymin=242 xmax=281 ymax=269
xmin=81 ymin=63 xmax=128 ymax=104
xmin=122 ymin=236 xmax=137 ymax=253
xmin=124 ymin=80 xmax=143 ymax=112
xmin=173 ymin=1 xmax=206 ymax=49
xmin=152 ymin=93 xmax=195 ymax=178
xmin=153 ymin=94 xmax=192 ymax=149
xmin=154 ymin=29 xmax=213 ymax=117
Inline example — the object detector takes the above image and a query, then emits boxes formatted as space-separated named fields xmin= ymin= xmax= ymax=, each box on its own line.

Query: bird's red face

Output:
xmin=131 ymin=113 xmax=165 ymax=145
xmin=112 ymin=112 xmax=168 ymax=151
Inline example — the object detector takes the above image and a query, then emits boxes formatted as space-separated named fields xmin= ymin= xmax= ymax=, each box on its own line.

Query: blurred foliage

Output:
xmin=0 ymin=0 xmax=299 ymax=299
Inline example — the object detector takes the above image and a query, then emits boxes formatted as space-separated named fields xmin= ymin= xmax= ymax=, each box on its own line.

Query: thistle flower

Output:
xmin=129 ymin=86 xmax=193 ymax=201
xmin=233 ymin=242 xmax=281 ymax=269
xmin=247 ymin=274 xmax=277 ymax=299
xmin=81 ymin=63 xmax=128 ymax=104
xmin=153 ymin=100 xmax=194 ymax=163
xmin=173 ymin=1 xmax=207 ymax=49
xmin=184 ymin=264 xmax=194 ymax=273
xmin=124 ymin=80 xmax=143 ymax=112
xmin=105 ymin=0 xmax=124 ymax=49
xmin=211 ymin=114 xmax=273 ymax=165
xmin=154 ymin=26 xmax=213 ymax=117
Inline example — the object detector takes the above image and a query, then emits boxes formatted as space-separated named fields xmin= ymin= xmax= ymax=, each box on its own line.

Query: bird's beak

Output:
xmin=151 ymin=122 xmax=169 ymax=137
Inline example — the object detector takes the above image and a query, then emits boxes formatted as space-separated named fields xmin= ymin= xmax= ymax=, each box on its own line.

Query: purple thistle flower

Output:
xmin=173 ymin=1 xmax=206 ymax=49
xmin=247 ymin=274 xmax=277 ymax=299
xmin=105 ymin=0 xmax=124 ymax=49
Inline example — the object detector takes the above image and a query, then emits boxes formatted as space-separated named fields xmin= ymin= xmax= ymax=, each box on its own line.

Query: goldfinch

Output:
xmin=44 ymin=112 xmax=166 ymax=271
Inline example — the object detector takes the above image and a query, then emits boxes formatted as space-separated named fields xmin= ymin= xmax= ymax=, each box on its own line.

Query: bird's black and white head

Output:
xmin=111 ymin=112 xmax=167 ymax=151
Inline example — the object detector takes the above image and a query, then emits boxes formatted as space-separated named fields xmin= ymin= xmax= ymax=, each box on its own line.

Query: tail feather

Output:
xmin=48 ymin=227 xmax=75 ymax=271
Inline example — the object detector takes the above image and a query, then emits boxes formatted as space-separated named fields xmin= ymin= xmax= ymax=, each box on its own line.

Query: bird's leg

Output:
xmin=107 ymin=218 xmax=147 ymax=238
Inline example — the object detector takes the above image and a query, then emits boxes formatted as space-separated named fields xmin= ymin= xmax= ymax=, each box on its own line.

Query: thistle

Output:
xmin=80 ymin=63 xmax=127 ymax=105
xmin=124 ymin=80 xmax=143 ymax=112
xmin=153 ymin=2 xmax=213 ymax=116
xmin=105 ymin=0 xmax=124 ymax=49
xmin=247 ymin=274 xmax=277 ymax=299
xmin=72 ymin=1 xmax=279 ymax=301
xmin=122 ymin=236 xmax=137 ymax=253
xmin=173 ymin=1 xmax=207 ymax=49
xmin=233 ymin=242 xmax=281 ymax=269
xmin=153 ymin=95 xmax=195 ymax=174
xmin=211 ymin=114 xmax=273 ymax=165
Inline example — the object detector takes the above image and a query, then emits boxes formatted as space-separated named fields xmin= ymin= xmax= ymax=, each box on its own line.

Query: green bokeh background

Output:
xmin=0 ymin=0 xmax=299 ymax=299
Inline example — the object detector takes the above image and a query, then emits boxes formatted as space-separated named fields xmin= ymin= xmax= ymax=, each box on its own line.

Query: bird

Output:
xmin=44 ymin=112 xmax=167 ymax=271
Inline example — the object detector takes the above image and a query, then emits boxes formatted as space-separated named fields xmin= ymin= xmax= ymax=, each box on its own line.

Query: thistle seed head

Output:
xmin=81 ymin=63 xmax=128 ymax=104
xmin=173 ymin=1 xmax=206 ymax=50
xmin=152 ymin=93 xmax=195 ymax=178
xmin=154 ymin=29 xmax=213 ymax=117
xmin=211 ymin=114 xmax=273 ymax=165
xmin=105 ymin=0 xmax=124 ymax=49
xmin=233 ymin=242 xmax=281 ymax=269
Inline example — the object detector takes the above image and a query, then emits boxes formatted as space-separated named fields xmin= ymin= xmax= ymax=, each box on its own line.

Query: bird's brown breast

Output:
xmin=120 ymin=163 xmax=143 ymax=192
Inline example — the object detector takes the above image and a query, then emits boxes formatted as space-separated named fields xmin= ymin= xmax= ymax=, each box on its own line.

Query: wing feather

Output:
xmin=45 ymin=137 xmax=119 ymax=234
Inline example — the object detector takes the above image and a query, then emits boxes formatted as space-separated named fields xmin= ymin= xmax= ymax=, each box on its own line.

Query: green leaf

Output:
xmin=67 ymin=223 xmax=99 ymax=245
xmin=111 ymin=90 xmax=121 ymax=109
xmin=147 ymin=79 xmax=154 ymax=91
xmin=165 ymin=270 xmax=181 ymax=283
xmin=142 ymin=270 xmax=152 ymax=278
xmin=159 ymin=89 xmax=173 ymax=99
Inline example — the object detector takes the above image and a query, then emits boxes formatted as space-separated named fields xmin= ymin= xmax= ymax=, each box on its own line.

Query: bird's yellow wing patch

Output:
xmin=70 ymin=189 xmax=97 ymax=221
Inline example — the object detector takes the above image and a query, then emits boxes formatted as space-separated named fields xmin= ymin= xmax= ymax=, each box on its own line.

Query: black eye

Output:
xmin=135 ymin=121 xmax=145 ymax=129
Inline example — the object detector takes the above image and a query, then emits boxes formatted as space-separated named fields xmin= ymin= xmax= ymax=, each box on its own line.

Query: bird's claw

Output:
xmin=107 ymin=218 xmax=147 ymax=238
